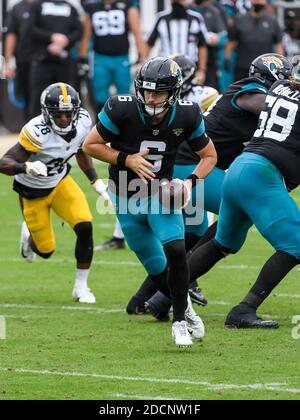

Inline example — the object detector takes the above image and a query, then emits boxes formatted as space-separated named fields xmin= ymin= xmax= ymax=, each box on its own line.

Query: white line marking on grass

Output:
xmin=209 ymin=301 xmax=231 ymax=306
xmin=276 ymin=293 xmax=300 ymax=299
xmin=4 ymin=258 xmax=300 ymax=272
xmin=0 ymin=367 xmax=299 ymax=394
xmin=0 ymin=303 xmax=124 ymax=314
xmin=0 ymin=303 xmax=285 ymax=321
xmin=0 ymin=257 xmax=140 ymax=267
xmin=113 ymin=393 xmax=176 ymax=400
xmin=219 ymin=264 xmax=300 ymax=271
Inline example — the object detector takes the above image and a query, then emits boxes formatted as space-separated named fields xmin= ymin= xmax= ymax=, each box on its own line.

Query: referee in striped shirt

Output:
xmin=145 ymin=0 xmax=208 ymax=84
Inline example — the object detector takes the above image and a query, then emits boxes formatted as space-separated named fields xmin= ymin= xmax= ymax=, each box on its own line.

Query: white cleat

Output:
xmin=172 ymin=320 xmax=193 ymax=348
xmin=72 ymin=287 xmax=96 ymax=304
xmin=185 ymin=295 xmax=205 ymax=340
xmin=20 ymin=221 xmax=36 ymax=263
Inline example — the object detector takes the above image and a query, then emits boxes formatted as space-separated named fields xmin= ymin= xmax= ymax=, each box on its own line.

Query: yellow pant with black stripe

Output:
xmin=20 ymin=175 xmax=93 ymax=254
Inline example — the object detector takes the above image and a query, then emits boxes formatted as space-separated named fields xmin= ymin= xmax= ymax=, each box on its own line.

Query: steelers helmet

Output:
xmin=135 ymin=57 xmax=182 ymax=116
xmin=249 ymin=53 xmax=292 ymax=87
xmin=40 ymin=82 xmax=81 ymax=135
xmin=169 ymin=54 xmax=197 ymax=95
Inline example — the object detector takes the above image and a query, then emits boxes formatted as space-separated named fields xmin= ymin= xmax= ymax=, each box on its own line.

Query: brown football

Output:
xmin=158 ymin=179 xmax=186 ymax=210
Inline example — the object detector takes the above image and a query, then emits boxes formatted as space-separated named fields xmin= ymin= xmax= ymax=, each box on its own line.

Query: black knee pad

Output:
xmin=74 ymin=222 xmax=93 ymax=264
xmin=74 ymin=221 xmax=93 ymax=239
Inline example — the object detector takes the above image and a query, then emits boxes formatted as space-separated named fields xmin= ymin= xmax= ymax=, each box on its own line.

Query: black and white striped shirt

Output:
xmin=147 ymin=9 xmax=208 ymax=63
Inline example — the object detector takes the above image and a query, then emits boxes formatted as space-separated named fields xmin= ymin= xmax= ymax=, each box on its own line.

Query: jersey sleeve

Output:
xmin=6 ymin=8 xmax=17 ymax=34
xmin=231 ymin=82 xmax=268 ymax=110
xmin=78 ymin=108 xmax=92 ymax=132
xmin=96 ymin=96 xmax=122 ymax=143
xmin=18 ymin=119 xmax=43 ymax=153
xmin=186 ymin=107 xmax=209 ymax=152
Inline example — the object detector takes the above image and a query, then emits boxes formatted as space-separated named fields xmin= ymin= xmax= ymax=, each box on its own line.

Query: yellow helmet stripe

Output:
xmin=60 ymin=83 xmax=68 ymax=104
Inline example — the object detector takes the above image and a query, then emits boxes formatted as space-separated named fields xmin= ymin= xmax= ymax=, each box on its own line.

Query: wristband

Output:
xmin=14 ymin=163 xmax=26 ymax=174
xmin=117 ymin=151 xmax=128 ymax=168
xmin=187 ymin=174 xmax=199 ymax=188
xmin=84 ymin=168 xmax=98 ymax=183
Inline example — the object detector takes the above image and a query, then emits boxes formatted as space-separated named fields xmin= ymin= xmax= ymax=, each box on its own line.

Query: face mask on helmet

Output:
xmin=135 ymin=57 xmax=182 ymax=117
xmin=40 ymin=83 xmax=81 ymax=136
xmin=143 ymin=93 xmax=170 ymax=117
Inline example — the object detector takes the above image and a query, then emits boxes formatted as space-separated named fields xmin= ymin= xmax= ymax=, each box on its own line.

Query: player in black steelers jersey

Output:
xmin=83 ymin=57 xmax=217 ymax=347
xmin=126 ymin=53 xmax=293 ymax=320
xmin=182 ymin=55 xmax=300 ymax=329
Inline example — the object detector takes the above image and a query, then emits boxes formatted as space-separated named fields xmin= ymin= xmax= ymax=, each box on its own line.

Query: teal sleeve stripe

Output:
xmin=231 ymin=83 xmax=268 ymax=110
xmin=168 ymin=105 xmax=177 ymax=126
xmin=132 ymin=1 xmax=140 ymax=7
xmin=99 ymin=110 xmax=120 ymax=135
xmin=188 ymin=119 xmax=205 ymax=141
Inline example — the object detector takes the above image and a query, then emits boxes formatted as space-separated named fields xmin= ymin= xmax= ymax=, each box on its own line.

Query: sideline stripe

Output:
xmin=0 ymin=367 xmax=299 ymax=394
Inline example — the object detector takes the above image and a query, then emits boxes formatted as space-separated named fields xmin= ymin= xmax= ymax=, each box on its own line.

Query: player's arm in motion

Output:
xmin=184 ymin=137 xmax=217 ymax=192
xmin=0 ymin=144 xmax=47 ymax=177
xmin=83 ymin=126 xmax=155 ymax=184
xmin=76 ymin=148 xmax=110 ymax=199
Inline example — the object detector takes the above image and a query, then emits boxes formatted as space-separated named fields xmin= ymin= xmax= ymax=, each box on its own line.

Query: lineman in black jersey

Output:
xmin=83 ymin=57 xmax=217 ymax=347
xmin=184 ymin=55 xmax=300 ymax=329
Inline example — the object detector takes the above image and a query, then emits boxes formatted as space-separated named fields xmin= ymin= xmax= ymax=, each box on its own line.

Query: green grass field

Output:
xmin=0 ymin=161 xmax=300 ymax=400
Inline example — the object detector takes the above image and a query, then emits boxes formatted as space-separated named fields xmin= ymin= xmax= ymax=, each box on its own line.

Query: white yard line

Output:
xmin=2 ymin=258 xmax=299 ymax=271
xmin=276 ymin=293 xmax=300 ymax=299
xmin=112 ymin=393 xmax=176 ymax=400
xmin=0 ymin=303 xmax=123 ymax=314
xmin=0 ymin=367 xmax=299 ymax=394
xmin=0 ymin=257 xmax=140 ymax=267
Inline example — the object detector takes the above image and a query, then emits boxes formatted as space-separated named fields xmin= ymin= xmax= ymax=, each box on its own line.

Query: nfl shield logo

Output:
xmin=153 ymin=129 xmax=159 ymax=136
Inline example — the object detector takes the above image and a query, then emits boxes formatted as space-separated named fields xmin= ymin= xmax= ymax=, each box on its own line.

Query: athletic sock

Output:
xmin=241 ymin=251 xmax=298 ymax=309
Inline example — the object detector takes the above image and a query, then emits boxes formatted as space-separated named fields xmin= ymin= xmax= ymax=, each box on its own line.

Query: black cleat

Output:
xmin=189 ymin=287 xmax=208 ymax=307
xmin=94 ymin=237 xmax=125 ymax=251
xmin=126 ymin=296 xmax=148 ymax=315
xmin=225 ymin=304 xmax=279 ymax=329
xmin=145 ymin=300 xmax=170 ymax=322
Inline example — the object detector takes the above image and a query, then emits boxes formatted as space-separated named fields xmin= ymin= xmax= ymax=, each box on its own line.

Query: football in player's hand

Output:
xmin=158 ymin=179 xmax=188 ymax=210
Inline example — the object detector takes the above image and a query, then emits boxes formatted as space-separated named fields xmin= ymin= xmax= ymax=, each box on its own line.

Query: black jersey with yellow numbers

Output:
xmin=96 ymin=95 xmax=209 ymax=196
xmin=83 ymin=0 xmax=139 ymax=56
xmin=176 ymin=77 xmax=269 ymax=168
xmin=245 ymin=80 xmax=300 ymax=191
